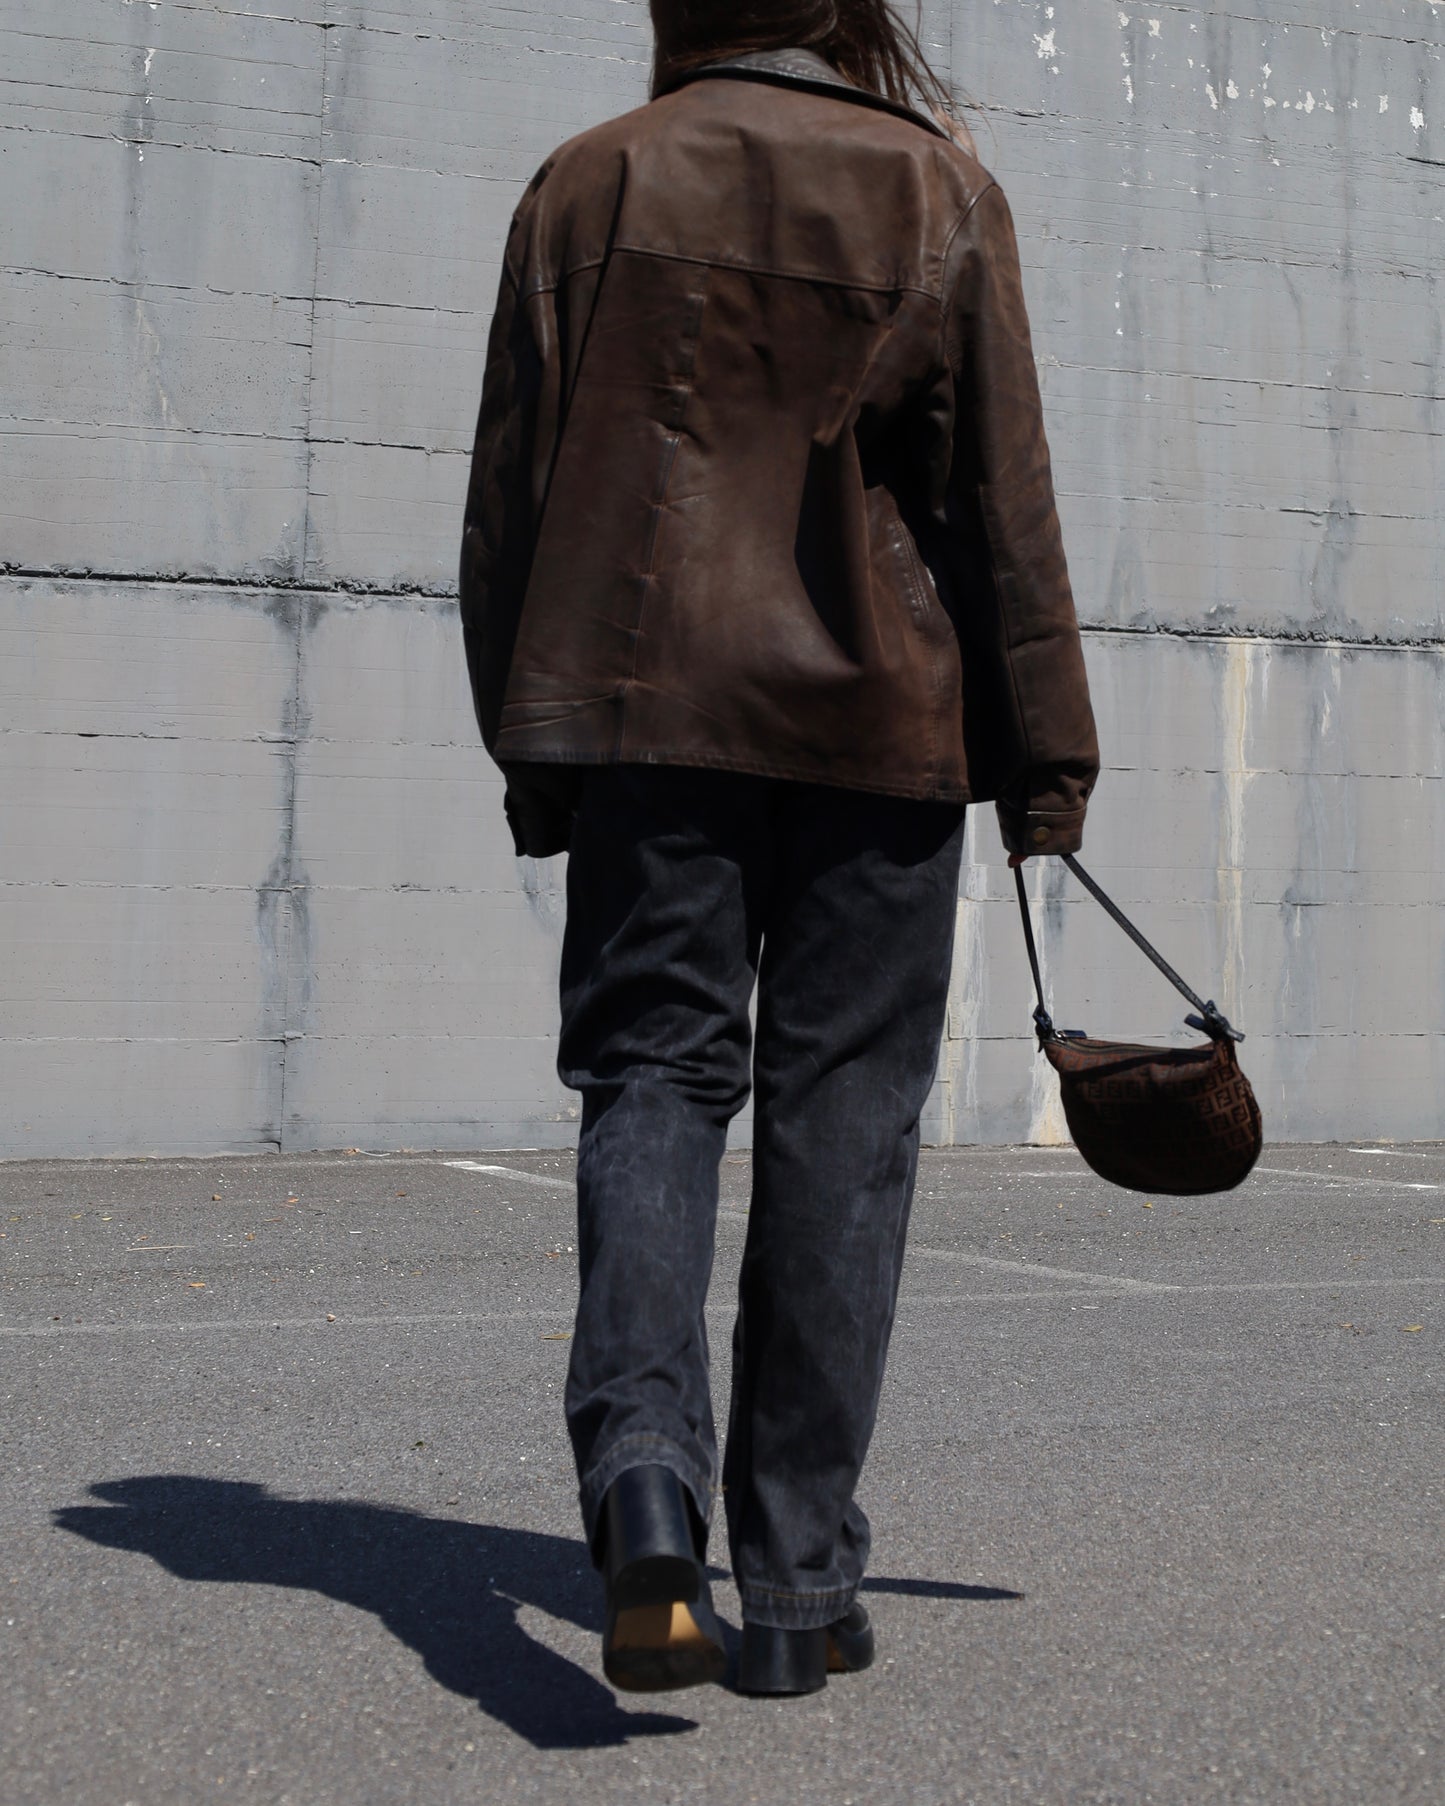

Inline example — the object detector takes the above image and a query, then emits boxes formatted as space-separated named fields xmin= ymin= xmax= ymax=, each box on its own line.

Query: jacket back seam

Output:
xmin=619 ymin=269 xmax=713 ymax=746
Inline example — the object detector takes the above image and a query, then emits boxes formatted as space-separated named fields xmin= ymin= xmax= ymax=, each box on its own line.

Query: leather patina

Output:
xmin=460 ymin=48 xmax=1099 ymax=858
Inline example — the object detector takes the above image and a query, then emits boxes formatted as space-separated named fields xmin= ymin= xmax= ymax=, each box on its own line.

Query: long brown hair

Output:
xmin=649 ymin=1 xmax=957 ymax=127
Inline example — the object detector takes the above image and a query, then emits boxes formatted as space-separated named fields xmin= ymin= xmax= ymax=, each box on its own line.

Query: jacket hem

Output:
xmin=497 ymin=744 xmax=975 ymax=809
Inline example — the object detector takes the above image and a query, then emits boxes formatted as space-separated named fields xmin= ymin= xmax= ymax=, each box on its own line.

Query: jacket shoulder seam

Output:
xmin=937 ymin=180 xmax=1000 ymax=304
xmin=936 ymin=179 xmax=1001 ymax=369
xmin=611 ymin=239 xmax=937 ymax=298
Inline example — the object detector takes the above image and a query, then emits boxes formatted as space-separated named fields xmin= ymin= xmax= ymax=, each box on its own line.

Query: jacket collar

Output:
xmin=669 ymin=46 xmax=949 ymax=142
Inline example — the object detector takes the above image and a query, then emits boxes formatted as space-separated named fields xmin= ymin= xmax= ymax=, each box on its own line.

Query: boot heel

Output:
xmin=601 ymin=1465 xmax=701 ymax=1612
xmin=599 ymin=1466 xmax=723 ymax=1693
xmin=737 ymin=1623 xmax=828 ymax=1696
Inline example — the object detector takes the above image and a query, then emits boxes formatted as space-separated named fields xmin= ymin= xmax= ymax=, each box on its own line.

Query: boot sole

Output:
xmin=604 ymin=1599 xmax=727 ymax=1693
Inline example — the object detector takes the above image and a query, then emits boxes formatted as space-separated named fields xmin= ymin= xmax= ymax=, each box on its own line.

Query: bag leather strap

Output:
xmin=1014 ymin=856 xmax=1244 ymax=1044
xmin=1013 ymin=863 xmax=1057 ymax=1042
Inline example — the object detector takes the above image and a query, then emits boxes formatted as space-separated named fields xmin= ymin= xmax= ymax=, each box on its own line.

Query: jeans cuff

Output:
xmin=578 ymin=1432 xmax=716 ymax=1564
xmin=736 ymin=1581 xmax=859 ymax=1631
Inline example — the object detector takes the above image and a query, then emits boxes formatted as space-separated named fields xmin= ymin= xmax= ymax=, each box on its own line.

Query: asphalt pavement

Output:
xmin=2 ymin=1143 xmax=1442 ymax=1804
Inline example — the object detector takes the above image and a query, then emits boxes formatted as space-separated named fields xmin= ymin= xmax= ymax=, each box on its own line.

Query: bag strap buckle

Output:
xmin=1185 ymin=1004 xmax=1244 ymax=1045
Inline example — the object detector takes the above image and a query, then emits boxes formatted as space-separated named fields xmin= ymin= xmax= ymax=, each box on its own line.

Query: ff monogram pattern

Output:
xmin=1041 ymin=1034 xmax=1263 ymax=1196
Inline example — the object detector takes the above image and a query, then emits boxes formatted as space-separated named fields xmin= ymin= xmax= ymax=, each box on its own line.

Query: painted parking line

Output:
xmin=440 ymin=1161 xmax=575 ymax=1191
xmin=0 ymin=1309 xmax=572 ymax=1339
xmin=906 ymin=1246 xmax=1178 ymax=1293
xmin=440 ymin=1160 xmax=1442 ymax=1197
xmin=1254 ymin=1166 xmax=1441 ymax=1192
xmin=5 ymin=1269 xmax=1442 ymax=1340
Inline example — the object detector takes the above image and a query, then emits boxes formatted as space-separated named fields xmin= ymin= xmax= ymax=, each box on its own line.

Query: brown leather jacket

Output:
xmin=461 ymin=48 xmax=1099 ymax=858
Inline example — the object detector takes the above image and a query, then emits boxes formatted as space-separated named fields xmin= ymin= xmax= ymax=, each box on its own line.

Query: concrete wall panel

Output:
xmin=1 ymin=423 xmax=294 ymax=582
xmin=279 ymin=591 xmax=571 ymax=1148
xmin=0 ymin=577 xmax=296 ymax=739
xmin=2 ymin=734 xmax=290 ymax=893
xmin=322 ymin=8 xmax=640 ymax=182
xmin=2 ymin=127 xmax=319 ymax=299
xmin=0 ymin=1035 xmax=282 ymax=1162
xmin=309 ymin=302 xmax=485 ymax=457
xmin=314 ymin=160 xmax=512 ymax=318
xmin=1 ymin=1 xmax=1441 ymax=1154
xmin=0 ymin=0 xmax=325 ymax=156
xmin=2 ymin=884 xmax=286 ymax=1043
xmin=302 ymin=441 xmax=469 ymax=591
xmin=2 ymin=276 xmax=312 ymax=443
xmin=280 ymin=1030 xmax=577 ymax=1154
xmin=0 ymin=578 xmax=298 ymax=1156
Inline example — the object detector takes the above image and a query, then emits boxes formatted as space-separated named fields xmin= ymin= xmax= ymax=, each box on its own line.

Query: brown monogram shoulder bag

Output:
xmin=1015 ymin=856 xmax=1263 ymax=1195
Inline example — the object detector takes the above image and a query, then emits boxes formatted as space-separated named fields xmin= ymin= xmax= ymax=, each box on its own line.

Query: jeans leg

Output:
xmin=724 ymin=788 xmax=965 ymax=1629
xmin=557 ymin=766 xmax=766 ymax=1557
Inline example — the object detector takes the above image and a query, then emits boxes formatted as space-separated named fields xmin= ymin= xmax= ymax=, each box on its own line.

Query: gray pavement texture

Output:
xmin=2 ymin=1143 xmax=1443 ymax=1805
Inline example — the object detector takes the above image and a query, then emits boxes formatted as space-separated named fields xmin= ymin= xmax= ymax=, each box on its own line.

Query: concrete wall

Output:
xmin=1 ymin=0 xmax=1440 ymax=1156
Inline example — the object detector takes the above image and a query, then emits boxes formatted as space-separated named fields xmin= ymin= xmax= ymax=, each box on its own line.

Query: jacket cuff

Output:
xmin=503 ymin=767 xmax=579 ymax=859
xmin=996 ymin=802 xmax=1087 ymax=859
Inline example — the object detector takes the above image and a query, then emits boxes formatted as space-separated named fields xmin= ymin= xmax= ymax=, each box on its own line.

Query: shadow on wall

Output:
xmin=54 ymin=1478 xmax=1025 ymax=1740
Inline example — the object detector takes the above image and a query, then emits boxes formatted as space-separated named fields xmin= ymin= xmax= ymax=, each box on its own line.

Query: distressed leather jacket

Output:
xmin=461 ymin=48 xmax=1099 ymax=858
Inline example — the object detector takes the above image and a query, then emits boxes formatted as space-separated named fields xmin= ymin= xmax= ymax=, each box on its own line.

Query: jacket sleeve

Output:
xmin=459 ymin=235 xmax=580 ymax=857
xmin=459 ymin=254 xmax=540 ymax=757
xmin=940 ymin=181 xmax=1100 ymax=857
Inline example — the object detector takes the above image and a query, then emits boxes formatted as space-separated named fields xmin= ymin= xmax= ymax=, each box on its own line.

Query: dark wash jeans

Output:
xmin=558 ymin=766 xmax=965 ymax=1630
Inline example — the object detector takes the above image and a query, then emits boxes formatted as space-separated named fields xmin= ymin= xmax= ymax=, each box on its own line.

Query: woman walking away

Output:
xmin=459 ymin=0 xmax=1099 ymax=1698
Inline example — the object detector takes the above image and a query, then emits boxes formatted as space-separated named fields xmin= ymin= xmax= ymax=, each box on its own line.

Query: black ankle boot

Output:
xmin=737 ymin=1601 xmax=875 ymax=1697
xmin=598 ymin=1466 xmax=726 ymax=1693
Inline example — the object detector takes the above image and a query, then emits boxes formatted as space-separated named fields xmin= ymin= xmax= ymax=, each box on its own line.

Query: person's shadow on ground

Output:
xmin=53 ymin=1476 xmax=696 ymax=1749
xmin=55 ymin=1476 xmax=1025 ymax=1748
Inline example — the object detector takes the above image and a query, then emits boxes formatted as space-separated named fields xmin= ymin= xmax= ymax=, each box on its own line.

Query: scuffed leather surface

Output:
xmin=460 ymin=50 xmax=1099 ymax=858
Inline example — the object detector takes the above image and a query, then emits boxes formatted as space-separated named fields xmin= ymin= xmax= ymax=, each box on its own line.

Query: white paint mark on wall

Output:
xmin=1116 ymin=12 xmax=1136 ymax=108
xmin=1034 ymin=29 xmax=1057 ymax=61
xmin=1380 ymin=95 xmax=1389 ymax=113
xmin=1218 ymin=640 xmax=1259 ymax=1028
xmin=132 ymin=289 xmax=173 ymax=428
xmin=1226 ymin=80 xmax=1239 ymax=100
xmin=1412 ymin=107 xmax=1426 ymax=132
xmin=1024 ymin=873 xmax=1069 ymax=1149
xmin=1206 ymin=82 xmax=1219 ymax=110
xmin=941 ymin=858 xmax=985 ymax=1145
xmin=1148 ymin=18 xmax=1161 ymax=37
